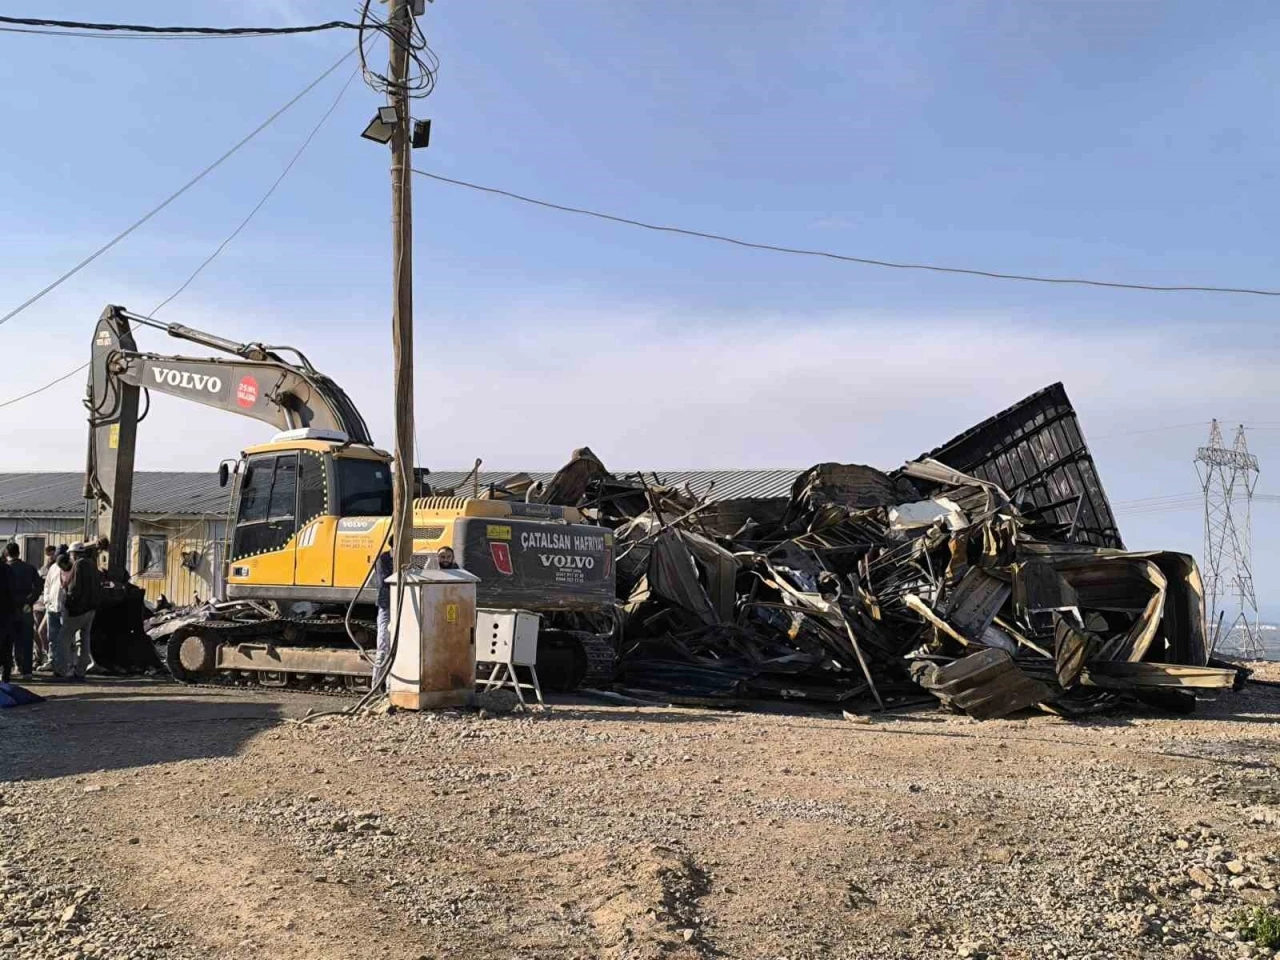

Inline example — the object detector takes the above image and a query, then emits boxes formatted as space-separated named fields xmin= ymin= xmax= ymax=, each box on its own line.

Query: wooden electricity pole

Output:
xmin=388 ymin=0 xmax=415 ymax=574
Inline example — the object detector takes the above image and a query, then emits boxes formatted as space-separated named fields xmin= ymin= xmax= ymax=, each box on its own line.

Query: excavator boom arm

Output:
xmin=84 ymin=304 xmax=373 ymax=578
xmin=114 ymin=353 xmax=353 ymax=435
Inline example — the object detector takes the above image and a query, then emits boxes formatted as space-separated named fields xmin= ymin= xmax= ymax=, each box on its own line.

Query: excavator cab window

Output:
xmin=237 ymin=457 xmax=274 ymax=523
xmin=297 ymin=452 xmax=327 ymax=526
xmin=335 ymin=458 xmax=392 ymax=516
xmin=232 ymin=453 xmax=300 ymax=561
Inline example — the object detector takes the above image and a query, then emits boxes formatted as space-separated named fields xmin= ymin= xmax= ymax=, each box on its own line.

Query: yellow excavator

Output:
xmin=86 ymin=305 xmax=616 ymax=688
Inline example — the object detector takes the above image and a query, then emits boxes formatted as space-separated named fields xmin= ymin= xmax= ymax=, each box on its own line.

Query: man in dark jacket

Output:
xmin=0 ymin=557 xmax=14 ymax=683
xmin=6 ymin=542 xmax=42 ymax=681
xmin=56 ymin=542 xmax=101 ymax=681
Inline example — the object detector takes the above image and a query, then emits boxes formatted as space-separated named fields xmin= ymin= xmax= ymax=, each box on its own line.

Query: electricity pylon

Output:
xmin=1195 ymin=421 xmax=1262 ymax=657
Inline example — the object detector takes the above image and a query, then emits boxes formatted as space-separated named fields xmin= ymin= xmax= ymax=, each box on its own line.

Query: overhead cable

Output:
xmin=0 ymin=58 xmax=358 ymax=412
xmin=1090 ymin=422 xmax=1209 ymax=440
xmin=412 ymin=169 xmax=1280 ymax=297
xmin=0 ymin=46 xmax=356 ymax=329
xmin=0 ymin=362 xmax=89 ymax=411
xmin=0 ymin=14 xmax=358 ymax=38
xmin=148 ymin=64 xmax=360 ymax=316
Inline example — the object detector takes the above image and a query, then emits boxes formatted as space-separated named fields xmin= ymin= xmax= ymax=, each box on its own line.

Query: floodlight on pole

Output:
xmin=360 ymin=105 xmax=400 ymax=145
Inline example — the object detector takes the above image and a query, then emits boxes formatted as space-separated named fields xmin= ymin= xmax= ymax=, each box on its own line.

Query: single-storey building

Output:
xmin=0 ymin=468 xmax=798 ymax=606
xmin=0 ymin=472 xmax=231 ymax=607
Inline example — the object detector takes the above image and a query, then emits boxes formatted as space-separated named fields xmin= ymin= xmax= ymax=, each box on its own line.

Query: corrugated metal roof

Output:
xmin=0 ymin=472 xmax=227 ymax=518
xmin=0 ymin=468 xmax=801 ymax=518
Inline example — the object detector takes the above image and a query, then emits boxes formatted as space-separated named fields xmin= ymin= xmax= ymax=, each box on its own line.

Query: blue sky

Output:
xmin=1 ymin=1 xmax=1278 ymax=616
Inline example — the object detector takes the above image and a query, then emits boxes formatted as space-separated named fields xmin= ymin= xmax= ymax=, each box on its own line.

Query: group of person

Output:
xmin=4 ymin=535 xmax=464 ymax=687
xmin=0 ymin=539 xmax=105 ymax=685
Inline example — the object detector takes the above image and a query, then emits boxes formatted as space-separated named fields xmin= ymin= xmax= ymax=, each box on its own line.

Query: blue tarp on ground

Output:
xmin=0 ymin=682 xmax=45 ymax=708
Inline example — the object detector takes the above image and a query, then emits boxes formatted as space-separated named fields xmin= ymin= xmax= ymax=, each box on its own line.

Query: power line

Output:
xmin=0 ymin=15 xmax=358 ymax=38
xmin=148 ymin=65 xmax=360 ymax=316
xmin=1090 ymin=422 xmax=1209 ymax=440
xmin=1091 ymin=421 xmax=1280 ymax=441
xmin=0 ymin=362 xmax=89 ymax=411
xmin=0 ymin=58 xmax=358 ymax=412
xmin=1116 ymin=496 xmax=1203 ymax=512
xmin=412 ymin=169 xmax=1280 ymax=297
xmin=0 ymin=25 xmax=317 ymax=40
xmin=0 ymin=46 xmax=356 ymax=329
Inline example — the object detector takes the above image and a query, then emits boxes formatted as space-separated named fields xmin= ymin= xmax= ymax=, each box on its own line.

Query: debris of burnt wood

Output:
xmin=529 ymin=383 xmax=1247 ymax=719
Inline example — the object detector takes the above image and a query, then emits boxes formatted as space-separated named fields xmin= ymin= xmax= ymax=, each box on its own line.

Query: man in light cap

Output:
xmin=55 ymin=542 xmax=100 ymax=681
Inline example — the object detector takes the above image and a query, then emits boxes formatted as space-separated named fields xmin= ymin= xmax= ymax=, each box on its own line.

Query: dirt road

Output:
xmin=3 ymin=669 xmax=1279 ymax=960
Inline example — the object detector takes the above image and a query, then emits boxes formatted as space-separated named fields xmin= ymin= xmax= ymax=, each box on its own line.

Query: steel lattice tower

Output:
xmin=1195 ymin=420 xmax=1262 ymax=657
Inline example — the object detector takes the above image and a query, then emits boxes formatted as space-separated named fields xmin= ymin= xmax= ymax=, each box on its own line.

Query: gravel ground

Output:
xmin=2 ymin=664 xmax=1278 ymax=960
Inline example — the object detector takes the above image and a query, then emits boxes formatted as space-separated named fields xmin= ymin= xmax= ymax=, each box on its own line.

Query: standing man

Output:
xmin=40 ymin=550 xmax=72 ymax=676
xmin=372 ymin=536 xmax=394 ymax=690
xmin=34 ymin=543 xmax=57 ymax=666
xmin=0 ymin=553 xmax=14 ymax=684
xmin=5 ymin=542 xmax=41 ymax=682
xmin=58 ymin=542 xmax=101 ymax=682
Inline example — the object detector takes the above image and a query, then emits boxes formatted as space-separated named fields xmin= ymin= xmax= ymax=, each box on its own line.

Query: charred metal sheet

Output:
xmin=536 ymin=447 xmax=611 ymax=506
xmin=1014 ymin=559 xmax=1080 ymax=632
xmin=1054 ymin=615 xmax=1098 ymax=688
xmin=920 ymin=382 xmax=1123 ymax=549
xmin=1083 ymin=660 xmax=1239 ymax=690
xmin=787 ymin=463 xmax=918 ymax=522
xmin=942 ymin=568 xmax=1011 ymax=642
xmin=691 ymin=497 xmax=790 ymax=543
xmin=909 ymin=648 xmax=1054 ymax=720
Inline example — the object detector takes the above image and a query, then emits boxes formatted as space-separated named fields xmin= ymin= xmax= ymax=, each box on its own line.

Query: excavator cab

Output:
xmin=224 ymin=431 xmax=393 ymax=605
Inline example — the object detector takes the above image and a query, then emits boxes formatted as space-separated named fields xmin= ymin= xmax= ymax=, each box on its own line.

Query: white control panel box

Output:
xmin=476 ymin=609 xmax=540 ymax=666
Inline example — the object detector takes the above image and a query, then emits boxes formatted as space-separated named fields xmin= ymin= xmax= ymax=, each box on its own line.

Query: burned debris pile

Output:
xmin=541 ymin=384 xmax=1244 ymax=719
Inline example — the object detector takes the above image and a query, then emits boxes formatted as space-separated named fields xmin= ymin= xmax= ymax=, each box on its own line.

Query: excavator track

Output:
xmin=182 ymin=677 xmax=366 ymax=699
xmin=165 ymin=615 xmax=376 ymax=693
xmin=535 ymin=629 xmax=617 ymax=692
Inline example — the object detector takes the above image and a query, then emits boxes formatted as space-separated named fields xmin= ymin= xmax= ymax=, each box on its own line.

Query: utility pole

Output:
xmin=388 ymin=0 xmax=415 ymax=575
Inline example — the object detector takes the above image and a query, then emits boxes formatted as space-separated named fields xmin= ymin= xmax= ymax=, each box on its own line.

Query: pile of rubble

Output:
xmin=528 ymin=383 xmax=1245 ymax=719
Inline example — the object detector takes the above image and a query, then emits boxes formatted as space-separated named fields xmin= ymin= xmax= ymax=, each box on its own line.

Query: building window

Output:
xmin=137 ymin=535 xmax=168 ymax=578
xmin=21 ymin=536 xmax=46 ymax=567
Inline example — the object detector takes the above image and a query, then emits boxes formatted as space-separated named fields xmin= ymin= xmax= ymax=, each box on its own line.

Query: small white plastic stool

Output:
xmin=474 ymin=609 xmax=544 ymax=706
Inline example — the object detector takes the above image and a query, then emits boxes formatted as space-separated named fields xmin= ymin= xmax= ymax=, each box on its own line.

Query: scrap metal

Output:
xmin=536 ymin=382 xmax=1247 ymax=719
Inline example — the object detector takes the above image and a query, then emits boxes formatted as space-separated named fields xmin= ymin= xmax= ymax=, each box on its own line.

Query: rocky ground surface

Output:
xmin=1 ymin=663 xmax=1278 ymax=960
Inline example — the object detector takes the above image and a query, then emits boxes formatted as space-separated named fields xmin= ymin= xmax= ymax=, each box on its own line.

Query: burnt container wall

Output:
xmin=923 ymin=382 xmax=1124 ymax=549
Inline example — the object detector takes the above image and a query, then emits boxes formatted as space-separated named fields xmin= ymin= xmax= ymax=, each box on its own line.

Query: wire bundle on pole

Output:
xmin=357 ymin=0 xmax=438 ymax=98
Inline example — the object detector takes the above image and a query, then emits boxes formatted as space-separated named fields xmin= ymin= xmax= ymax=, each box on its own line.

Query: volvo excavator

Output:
xmin=85 ymin=304 xmax=616 ymax=688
